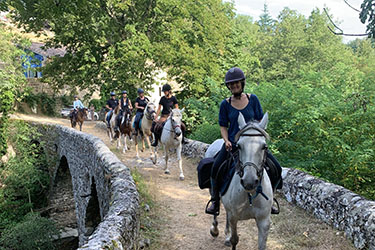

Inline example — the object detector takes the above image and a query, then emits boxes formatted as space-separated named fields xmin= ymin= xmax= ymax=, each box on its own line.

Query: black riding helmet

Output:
xmin=162 ymin=84 xmax=172 ymax=92
xmin=137 ymin=88 xmax=144 ymax=94
xmin=110 ymin=92 xmax=116 ymax=96
xmin=224 ymin=67 xmax=245 ymax=91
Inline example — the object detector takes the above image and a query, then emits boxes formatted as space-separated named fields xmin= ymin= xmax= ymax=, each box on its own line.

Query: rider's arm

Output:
xmin=155 ymin=104 xmax=162 ymax=121
xmin=128 ymin=99 xmax=133 ymax=110
xmin=220 ymin=126 xmax=232 ymax=151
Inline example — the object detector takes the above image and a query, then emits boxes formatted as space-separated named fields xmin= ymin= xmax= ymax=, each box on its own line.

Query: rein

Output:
xmin=235 ymin=126 xmax=270 ymax=206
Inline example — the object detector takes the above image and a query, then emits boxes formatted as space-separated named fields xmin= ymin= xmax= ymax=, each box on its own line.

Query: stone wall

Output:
xmin=181 ymin=139 xmax=375 ymax=249
xmin=34 ymin=123 xmax=140 ymax=249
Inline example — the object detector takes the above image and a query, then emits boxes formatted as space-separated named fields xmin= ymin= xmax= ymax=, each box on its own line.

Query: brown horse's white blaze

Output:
xmin=118 ymin=106 xmax=133 ymax=153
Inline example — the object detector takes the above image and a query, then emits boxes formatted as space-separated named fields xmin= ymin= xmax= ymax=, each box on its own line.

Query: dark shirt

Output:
xmin=135 ymin=97 xmax=149 ymax=113
xmin=120 ymin=97 xmax=130 ymax=110
xmin=159 ymin=96 xmax=178 ymax=115
xmin=106 ymin=99 xmax=119 ymax=110
xmin=219 ymin=94 xmax=263 ymax=143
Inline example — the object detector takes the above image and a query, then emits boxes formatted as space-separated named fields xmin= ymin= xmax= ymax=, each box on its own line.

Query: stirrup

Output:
xmin=271 ymin=198 xmax=280 ymax=214
xmin=205 ymin=200 xmax=220 ymax=216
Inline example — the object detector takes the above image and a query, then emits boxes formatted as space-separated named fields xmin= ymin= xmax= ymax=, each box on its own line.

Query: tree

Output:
xmin=257 ymin=3 xmax=274 ymax=33
xmin=7 ymin=0 xmax=234 ymax=100
xmin=0 ymin=24 xmax=28 ymax=157
xmin=360 ymin=0 xmax=375 ymax=38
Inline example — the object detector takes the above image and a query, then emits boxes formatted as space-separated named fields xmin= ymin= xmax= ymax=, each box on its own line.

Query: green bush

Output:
xmin=0 ymin=213 xmax=59 ymax=250
xmin=189 ymin=122 xmax=221 ymax=144
xmin=23 ymin=92 xmax=57 ymax=116
xmin=89 ymin=98 xmax=105 ymax=111
xmin=0 ymin=121 xmax=50 ymax=228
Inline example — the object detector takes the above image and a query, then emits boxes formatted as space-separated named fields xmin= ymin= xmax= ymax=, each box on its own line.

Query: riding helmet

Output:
xmin=162 ymin=84 xmax=172 ymax=92
xmin=74 ymin=95 xmax=78 ymax=98
xmin=122 ymin=90 xmax=127 ymax=94
xmin=224 ymin=67 xmax=245 ymax=90
xmin=137 ymin=88 xmax=144 ymax=94
xmin=110 ymin=92 xmax=116 ymax=96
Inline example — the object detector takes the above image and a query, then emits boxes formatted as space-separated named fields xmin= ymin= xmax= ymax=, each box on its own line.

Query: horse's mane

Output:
xmin=114 ymin=105 xmax=120 ymax=115
xmin=234 ymin=120 xmax=270 ymax=142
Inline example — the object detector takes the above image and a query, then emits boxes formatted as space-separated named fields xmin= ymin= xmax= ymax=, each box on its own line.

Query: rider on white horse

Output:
xmin=206 ymin=67 xmax=283 ymax=216
xmin=151 ymin=84 xmax=186 ymax=147
xmin=133 ymin=88 xmax=149 ymax=136
xmin=105 ymin=92 xmax=119 ymax=130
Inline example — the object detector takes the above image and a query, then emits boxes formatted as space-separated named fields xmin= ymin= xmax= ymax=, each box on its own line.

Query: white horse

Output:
xmin=158 ymin=108 xmax=185 ymax=180
xmin=205 ymin=112 xmax=273 ymax=250
xmin=106 ymin=106 xmax=120 ymax=143
xmin=131 ymin=102 xmax=157 ymax=163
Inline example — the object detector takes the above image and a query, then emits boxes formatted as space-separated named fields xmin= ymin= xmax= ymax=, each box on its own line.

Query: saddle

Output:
xmin=197 ymin=153 xmax=237 ymax=196
xmin=197 ymin=151 xmax=283 ymax=195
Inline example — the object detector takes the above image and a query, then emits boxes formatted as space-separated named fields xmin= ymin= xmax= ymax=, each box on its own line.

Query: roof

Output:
xmin=29 ymin=42 xmax=66 ymax=57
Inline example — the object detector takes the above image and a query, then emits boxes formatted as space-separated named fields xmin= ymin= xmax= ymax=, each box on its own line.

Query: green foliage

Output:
xmin=89 ymin=98 xmax=106 ymax=111
xmin=0 ymin=24 xmax=28 ymax=157
xmin=190 ymin=122 xmax=221 ymax=144
xmin=0 ymin=213 xmax=59 ymax=250
xmin=22 ymin=92 xmax=57 ymax=116
xmin=360 ymin=0 xmax=375 ymax=38
xmin=8 ymin=0 xmax=234 ymax=100
xmin=0 ymin=121 xmax=50 ymax=229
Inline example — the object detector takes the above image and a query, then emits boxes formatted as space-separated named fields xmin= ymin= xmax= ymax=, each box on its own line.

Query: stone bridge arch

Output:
xmin=33 ymin=123 xmax=140 ymax=249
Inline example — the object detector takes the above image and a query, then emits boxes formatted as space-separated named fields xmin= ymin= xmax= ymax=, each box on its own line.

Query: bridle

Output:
xmin=234 ymin=124 xmax=270 ymax=205
xmin=145 ymin=104 xmax=156 ymax=121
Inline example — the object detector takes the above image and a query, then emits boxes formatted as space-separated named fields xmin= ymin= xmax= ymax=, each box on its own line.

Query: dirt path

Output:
xmin=13 ymin=114 xmax=355 ymax=250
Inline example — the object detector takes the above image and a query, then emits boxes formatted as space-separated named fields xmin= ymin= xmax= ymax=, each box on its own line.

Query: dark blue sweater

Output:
xmin=218 ymin=94 xmax=263 ymax=143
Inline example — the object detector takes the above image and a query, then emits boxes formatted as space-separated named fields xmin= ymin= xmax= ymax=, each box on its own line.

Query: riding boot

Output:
xmin=205 ymin=178 xmax=220 ymax=215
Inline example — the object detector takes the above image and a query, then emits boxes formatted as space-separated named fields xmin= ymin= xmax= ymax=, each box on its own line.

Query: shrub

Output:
xmin=0 ymin=213 xmax=59 ymax=250
xmin=189 ymin=122 xmax=221 ymax=144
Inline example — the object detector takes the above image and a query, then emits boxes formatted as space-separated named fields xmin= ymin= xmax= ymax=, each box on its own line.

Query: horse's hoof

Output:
xmin=224 ymin=239 xmax=231 ymax=247
xmin=179 ymin=176 xmax=184 ymax=181
xmin=164 ymin=170 xmax=170 ymax=175
xmin=210 ymin=226 xmax=219 ymax=238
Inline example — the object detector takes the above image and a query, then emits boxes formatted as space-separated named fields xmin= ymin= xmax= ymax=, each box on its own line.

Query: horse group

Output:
xmin=105 ymin=102 xmax=185 ymax=180
xmin=75 ymin=104 xmax=274 ymax=249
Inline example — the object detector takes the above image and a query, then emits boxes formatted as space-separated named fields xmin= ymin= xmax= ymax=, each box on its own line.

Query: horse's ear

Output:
xmin=259 ymin=112 xmax=269 ymax=130
xmin=238 ymin=112 xmax=246 ymax=130
xmin=180 ymin=108 xmax=185 ymax=113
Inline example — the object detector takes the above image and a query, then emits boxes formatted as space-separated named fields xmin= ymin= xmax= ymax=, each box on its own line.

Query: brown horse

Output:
xmin=71 ymin=108 xmax=88 ymax=131
xmin=117 ymin=105 xmax=133 ymax=153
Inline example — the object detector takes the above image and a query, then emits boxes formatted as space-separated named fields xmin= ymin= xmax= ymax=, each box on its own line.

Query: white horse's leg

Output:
xmin=117 ymin=134 xmax=121 ymax=150
xmin=228 ymin=215 xmax=239 ymax=250
xmin=164 ymin=146 xmax=170 ymax=174
xmin=107 ymin=129 xmax=113 ymax=143
xmin=256 ymin=216 xmax=270 ymax=250
xmin=210 ymin=215 xmax=219 ymax=238
xmin=134 ymin=135 xmax=140 ymax=158
xmin=122 ymin=134 xmax=128 ymax=154
xmin=224 ymin=213 xmax=231 ymax=246
xmin=176 ymin=144 xmax=184 ymax=180
xmin=145 ymin=134 xmax=156 ymax=164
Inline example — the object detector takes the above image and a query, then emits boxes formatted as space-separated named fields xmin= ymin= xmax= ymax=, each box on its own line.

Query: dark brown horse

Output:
xmin=71 ymin=108 xmax=88 ymax=131
xmin=117 ymin=105 xmax=133 ymax=153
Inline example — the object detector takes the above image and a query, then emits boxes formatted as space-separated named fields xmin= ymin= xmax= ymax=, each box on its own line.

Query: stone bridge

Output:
xmin=33 ymin=122 xmax=374 ymax=249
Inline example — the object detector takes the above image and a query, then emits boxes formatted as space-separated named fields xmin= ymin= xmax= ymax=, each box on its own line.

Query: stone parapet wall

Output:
xmin=33 ymin=123 xmax=139 ymax=249
xmin=182 ymin=139 xmax=375 ymax=249
xmin=282 ymin=168 xmax=375 ymax=249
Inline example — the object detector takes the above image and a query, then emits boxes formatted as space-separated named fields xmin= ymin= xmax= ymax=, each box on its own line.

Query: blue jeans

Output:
xmin=106 ymin=110 xmax=113 ymax=126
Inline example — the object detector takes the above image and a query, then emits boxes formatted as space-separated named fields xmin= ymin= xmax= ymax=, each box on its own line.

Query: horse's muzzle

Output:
xmin=175 ymin=127 xmax=182 ymax=137
xmin=240 ymin=178 xmax=258 ymax=191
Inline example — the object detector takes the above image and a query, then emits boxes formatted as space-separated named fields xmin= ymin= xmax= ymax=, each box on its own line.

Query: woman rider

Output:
xmin=205 ymin=67 xmax=282 ymax=216
xmin=151 ymin=84 xmax=185 ymax=147
xmin=133 ymin=88 xmax=149 ymax=136
xmin=116 ymin=90 xmax=133 ymax=129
